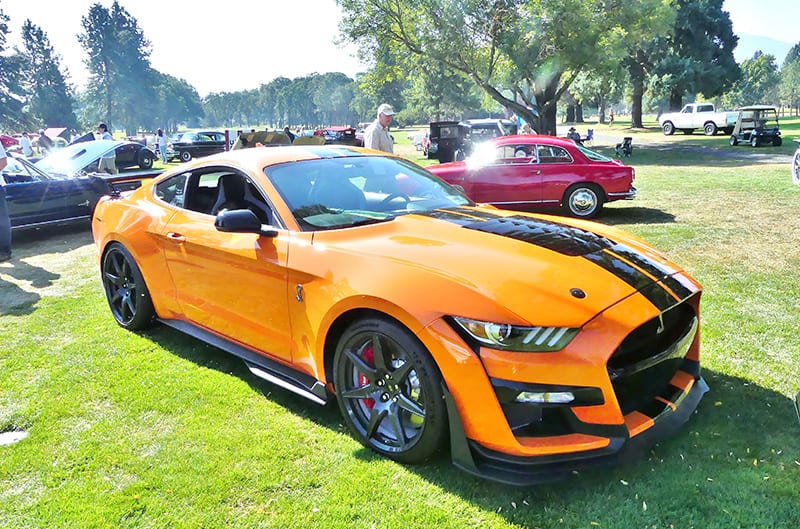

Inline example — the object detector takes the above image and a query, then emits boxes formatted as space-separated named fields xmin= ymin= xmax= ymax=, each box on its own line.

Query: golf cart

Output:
xmin=729 ymin=105 xmax=782 ymax=147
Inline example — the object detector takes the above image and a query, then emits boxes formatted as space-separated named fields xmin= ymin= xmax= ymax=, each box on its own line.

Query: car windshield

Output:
xmin=266 ymin=155 xmax=472 ymax=231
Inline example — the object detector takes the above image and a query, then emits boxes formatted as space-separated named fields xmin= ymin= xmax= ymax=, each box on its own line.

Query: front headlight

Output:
xmin=451 ymin=317 xmax=579 ymax=352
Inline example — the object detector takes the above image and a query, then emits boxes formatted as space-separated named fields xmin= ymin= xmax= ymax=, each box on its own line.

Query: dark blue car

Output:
xmin=2 ymin=142 xmax=158 ymax=230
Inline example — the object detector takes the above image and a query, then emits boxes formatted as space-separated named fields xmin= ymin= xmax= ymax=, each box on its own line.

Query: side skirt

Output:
xmin=158 ymin=318 xmax=328 ymax=405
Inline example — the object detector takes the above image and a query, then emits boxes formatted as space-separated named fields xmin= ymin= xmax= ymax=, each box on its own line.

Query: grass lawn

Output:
xmin=1 ymin=126 xmax=799 ymax=528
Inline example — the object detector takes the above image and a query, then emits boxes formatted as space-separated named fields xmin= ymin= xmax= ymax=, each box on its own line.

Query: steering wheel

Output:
xmin=379 ymin=193 xmax=411 ymax=208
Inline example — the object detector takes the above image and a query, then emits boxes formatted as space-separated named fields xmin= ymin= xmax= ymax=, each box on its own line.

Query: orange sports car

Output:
xmin=92 ymin=145 xmax=707 ymax=485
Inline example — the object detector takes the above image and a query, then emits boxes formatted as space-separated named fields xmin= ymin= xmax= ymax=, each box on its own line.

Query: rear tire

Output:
xmin=703 ymin=122 xmax=717 ymax=136
xmin=792 ymin=149 xmax=800 ymax=185
xmin=751 ymin=135 xmax=760 ymax=148
xmin=562 ymin=183 xmax=604 ymax=219
xmin=180 ymin=150 xmax=192 ymax=162
xmin=772 ymin=137 xmax=782 ymax=147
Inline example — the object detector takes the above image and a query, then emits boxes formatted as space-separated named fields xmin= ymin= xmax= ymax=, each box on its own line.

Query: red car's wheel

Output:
xmin=101 ymin=243 xmax=155 ymax=330
xmin=333 ymin=317 xmax=447 ymax=464
xmin=563 ymin=183 xmax=604 ymax=219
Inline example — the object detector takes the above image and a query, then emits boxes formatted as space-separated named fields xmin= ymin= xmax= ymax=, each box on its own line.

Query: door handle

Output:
xmin=166 ymin=232 xmax=186 ymax=242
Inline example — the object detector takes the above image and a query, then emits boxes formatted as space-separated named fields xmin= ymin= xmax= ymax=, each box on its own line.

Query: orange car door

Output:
xmin=160 ymin=208 xmax=293 ymax=363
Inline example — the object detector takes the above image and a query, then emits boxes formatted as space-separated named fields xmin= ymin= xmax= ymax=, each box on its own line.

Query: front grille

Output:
xmin=608 ymin=297 xmax=698 ymax=415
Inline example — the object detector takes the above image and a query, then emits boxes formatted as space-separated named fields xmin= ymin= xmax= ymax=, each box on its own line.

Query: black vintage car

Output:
xmin=2 ymin=150 xmax=156 ymax=230
xmin=170 ymin=131 xmax=227 ymax=162
xmin=70 ymin=132 xmax=157 ymax=170
xmin=427 ymin=118 xmax=517 ymax=162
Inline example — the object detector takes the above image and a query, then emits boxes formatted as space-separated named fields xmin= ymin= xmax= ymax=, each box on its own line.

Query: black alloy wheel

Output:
xmin=101 ymin=243 xmax=155 ymax=330
xmin=333 ymin=317 xmax=447 ymax=464
xmin=139 ymin=151 xmax=154 ymax=169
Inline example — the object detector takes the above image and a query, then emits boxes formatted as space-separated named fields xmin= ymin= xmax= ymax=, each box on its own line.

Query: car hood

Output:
xmin=35 ymin=140 xmax=123 ymax=177
xmin=310 ymin=207 xmax=697 ymax=328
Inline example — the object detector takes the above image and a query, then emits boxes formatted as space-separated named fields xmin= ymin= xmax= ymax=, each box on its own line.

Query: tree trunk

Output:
xmin=669 ymin=90 xmax=683 ymax=111
xmin=576 ymin=102 xmax=584 ymax=123
xmin=565 ymin=104 xmax=575 ymax=123
xmin=627 ymin=52 xmax=645 ymax=128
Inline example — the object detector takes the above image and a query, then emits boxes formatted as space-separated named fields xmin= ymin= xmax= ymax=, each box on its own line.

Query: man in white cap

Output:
xmin=363 ymin=103 xmax=395 ymax=153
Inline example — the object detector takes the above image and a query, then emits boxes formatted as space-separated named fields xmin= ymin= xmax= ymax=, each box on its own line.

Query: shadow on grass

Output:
xmin=128 ymin=321 xmax=800 ymax=526
xmin=0 ymin=222 xmax=90 ymax=315
xmin=364 ymin=368 xmax=800 ymax=527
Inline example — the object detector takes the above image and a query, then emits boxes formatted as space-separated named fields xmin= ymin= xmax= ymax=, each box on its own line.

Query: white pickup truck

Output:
xmin=658 ymin=103 xmax=738 ymax=136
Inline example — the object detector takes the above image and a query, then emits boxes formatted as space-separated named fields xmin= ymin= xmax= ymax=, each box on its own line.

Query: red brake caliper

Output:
xmin=360 ymin=345 xmax=376 ymax=409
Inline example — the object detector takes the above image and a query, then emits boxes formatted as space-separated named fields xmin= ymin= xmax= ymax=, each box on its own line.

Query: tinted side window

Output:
xmin=155 ymin=173 xmax=189 ymax=207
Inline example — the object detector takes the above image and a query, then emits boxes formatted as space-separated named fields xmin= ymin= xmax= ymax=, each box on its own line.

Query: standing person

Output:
xmin=19 ymin=132 xmax=33 ymax=157
xmin=157 ymin=128 xmax=168 ymax=164
xmin=363 ymin=103 xmax=395 ymax=153
xmin=97 ymin=123 xmax=117 ymax=174
xmin=0 ymin=142 xmax=11 ymax=262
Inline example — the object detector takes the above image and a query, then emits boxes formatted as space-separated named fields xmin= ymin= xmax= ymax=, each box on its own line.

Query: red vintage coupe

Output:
xmin=427 ymin=135 xmax=636 ymax=218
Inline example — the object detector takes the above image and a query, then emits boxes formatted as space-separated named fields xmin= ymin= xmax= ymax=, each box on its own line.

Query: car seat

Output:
xmin=308 ymin=174 xmax=366 ymax=210
xmin=211 ymin=174 xmax=248 ymax=214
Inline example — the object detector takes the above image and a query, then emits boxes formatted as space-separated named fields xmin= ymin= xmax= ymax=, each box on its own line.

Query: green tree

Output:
xmin=337 ymin=0 xmax=671 ymax=135
xmin=0 ymin=3 xmax=30 ymax=129
xmin=153 ymin=73 xmax=204 ymax=132
xmin=649 ymin=0 xmax=739 ymax=111
xmin=779 ymin=42 xmax=800 ymax=115
xmin=77 ymin=1 xmax=156 ymax=133
xmin=20 ymin=20 xmax=78 ymax=129
xmin=721 ymin=51 xmax=780 ymax=108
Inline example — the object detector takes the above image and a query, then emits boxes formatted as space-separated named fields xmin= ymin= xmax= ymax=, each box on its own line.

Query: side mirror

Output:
xmin=214 ymin=209 xmax=278 ymax=238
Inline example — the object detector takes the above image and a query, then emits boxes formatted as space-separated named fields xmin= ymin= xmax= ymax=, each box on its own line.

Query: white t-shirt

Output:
xmin=19 ymin=135 xmax=33 ymax=156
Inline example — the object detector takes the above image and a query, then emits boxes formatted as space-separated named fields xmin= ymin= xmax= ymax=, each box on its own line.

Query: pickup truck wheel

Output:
xmin=729 ymin=135 xmax=739 ymax=146
xmin=703 ymin=123 xmax=718 ymax=136
xmin=662 ymin=121 xmax=675 ymax=135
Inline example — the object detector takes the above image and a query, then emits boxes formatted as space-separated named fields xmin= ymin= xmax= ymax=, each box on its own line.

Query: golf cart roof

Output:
xmin=736 ymin=105 xmax=777 ymax=112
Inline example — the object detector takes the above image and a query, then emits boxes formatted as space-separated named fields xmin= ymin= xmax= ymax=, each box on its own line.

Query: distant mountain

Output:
xmin=734 ymin=33 xmax=795 ymax=66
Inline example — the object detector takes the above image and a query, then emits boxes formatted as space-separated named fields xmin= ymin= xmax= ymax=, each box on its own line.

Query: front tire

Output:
xmin=563 ymin=183 xmax=604 ymax=219
xmin=730 ymin=135 xmax=739 ymax=146
xmin=333 ymin=317 xmax=447 ymax=464
xmin=792 ymin=149 xmax=800 ymax=185
xmin=751 ymin=135 xmax=760 ymax=148
xmin=180 ymin=150 xmax=192 ymax=162
xmin=662 ymin=121 xmax=675 ymax=135
xmin=101 ymin=243 xmax=155 ymax=330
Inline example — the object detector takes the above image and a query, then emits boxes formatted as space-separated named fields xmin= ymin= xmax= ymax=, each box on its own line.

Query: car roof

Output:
xmin=156 ymin=144 xmax=389 ymax=176
xmin=490 ymin=134 xmax=576 ymax=148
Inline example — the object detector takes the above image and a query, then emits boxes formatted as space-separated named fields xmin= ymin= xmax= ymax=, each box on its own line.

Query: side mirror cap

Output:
xmin=214 ymin=209 xmax=278 ymax=237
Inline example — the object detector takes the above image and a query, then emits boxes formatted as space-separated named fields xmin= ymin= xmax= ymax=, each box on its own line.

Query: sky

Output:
xmin=1 ymin=0 xmax=798 ymax=97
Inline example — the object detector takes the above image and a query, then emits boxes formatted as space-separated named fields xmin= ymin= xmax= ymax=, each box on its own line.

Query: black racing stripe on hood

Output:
xmin=461 ymin=215 xmax=616 ymax=257
xmin=419 ymin=207 xmax=506 ymax=226
xmin=433 ymin=212 xmax=681 ymax=312
xmin=585 ymin=252 xmax=676 ymax=312
xmin=610 ymin=244 xmax=694 ymax=301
